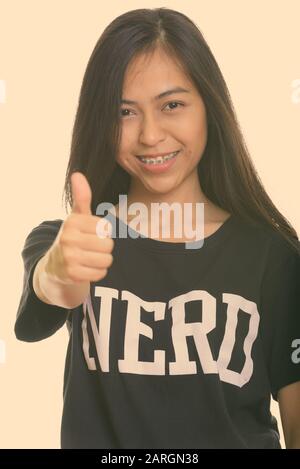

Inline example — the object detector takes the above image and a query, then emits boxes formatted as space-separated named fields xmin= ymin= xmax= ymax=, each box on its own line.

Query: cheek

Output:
xmin=116 ymin=151 xmax=136 ymax=176
xmin=189 ymin=119 xmax=208 ymax=152
xmin=116 ymin=154 xmax=128 ymax=169
xmin=117 ymin=132 xmax=131 ymax=160
xmin=118 ymin=131 xmax=135 ymax=159
xmin=186 ymin=111 xmax=206 ymax=133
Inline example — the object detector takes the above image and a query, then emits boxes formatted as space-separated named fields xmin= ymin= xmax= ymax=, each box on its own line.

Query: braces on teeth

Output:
xmin=140 ymin=151 xmax=178 ymax=164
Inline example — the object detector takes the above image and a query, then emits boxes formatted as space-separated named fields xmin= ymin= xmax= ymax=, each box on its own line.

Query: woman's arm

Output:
xmin=278 ymin=381 xmax=300 ymax=449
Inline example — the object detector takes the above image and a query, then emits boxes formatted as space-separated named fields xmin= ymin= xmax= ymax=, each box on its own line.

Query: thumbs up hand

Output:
xmin=71 ymin=171 xmax=93 ymax=215
xmin=44 ymin=172 xmax=114 ymax=286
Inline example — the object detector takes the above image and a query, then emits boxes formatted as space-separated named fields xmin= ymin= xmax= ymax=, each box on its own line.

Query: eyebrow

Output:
xmin=121 ymin=87 xmax=190 ymax=105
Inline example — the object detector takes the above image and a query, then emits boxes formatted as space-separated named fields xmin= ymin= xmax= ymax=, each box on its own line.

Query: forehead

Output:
xmin=122 ymin=48 xmax=194 ymax=96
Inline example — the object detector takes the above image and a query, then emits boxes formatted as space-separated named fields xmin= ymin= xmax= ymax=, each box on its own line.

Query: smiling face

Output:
xmin=116 ymin=46 xmax=209 ymax=206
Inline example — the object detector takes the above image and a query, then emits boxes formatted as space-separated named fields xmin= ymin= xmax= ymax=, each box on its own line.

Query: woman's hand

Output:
xmin=33 ymin=172 xmax=114 ymax=309
xmin=45 ymin=172 xmax=114 ymax=286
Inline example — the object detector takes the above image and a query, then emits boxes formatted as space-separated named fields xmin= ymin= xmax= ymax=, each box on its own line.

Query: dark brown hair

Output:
xmin=62 ymin=7 xmax=299 ymax=253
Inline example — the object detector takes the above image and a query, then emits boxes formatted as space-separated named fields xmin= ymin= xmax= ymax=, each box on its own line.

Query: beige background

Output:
xmin=0 ymin=0 xmax=299 ymax=449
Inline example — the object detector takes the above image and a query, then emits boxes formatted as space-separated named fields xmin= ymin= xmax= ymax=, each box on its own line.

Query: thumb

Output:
xmin=71 ymin=172 xmax=92 ymax=215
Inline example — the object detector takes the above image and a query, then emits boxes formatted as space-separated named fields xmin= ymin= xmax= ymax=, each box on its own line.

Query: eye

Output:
xmin=164 ymin=101 xmax=184 ymax=112
xmin=120 ymin=108 xmax=134 ymax=118
xmin=120 ymin=101 xmax=184 ymax=118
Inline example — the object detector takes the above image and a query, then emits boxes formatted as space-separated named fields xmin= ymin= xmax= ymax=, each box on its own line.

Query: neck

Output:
xmin=112 ymin=171 xmax=228 ymax=242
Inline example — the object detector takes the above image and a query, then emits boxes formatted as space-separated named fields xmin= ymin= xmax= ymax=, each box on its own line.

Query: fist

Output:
xmin=46 ymin=172 xmax=114 ymax=285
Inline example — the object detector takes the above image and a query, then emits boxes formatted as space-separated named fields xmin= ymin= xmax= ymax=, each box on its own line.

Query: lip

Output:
xmin=136 ymin=150 xmax=180 ymax=159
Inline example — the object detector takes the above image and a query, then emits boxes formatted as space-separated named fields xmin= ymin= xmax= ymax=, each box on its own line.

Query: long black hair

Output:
xmin=62 ymin=7 xmax=299 ymax=253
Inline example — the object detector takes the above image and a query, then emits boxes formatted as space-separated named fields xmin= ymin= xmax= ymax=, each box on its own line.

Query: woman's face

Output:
xmin=116 ymin=47 xmax=208 ymax=200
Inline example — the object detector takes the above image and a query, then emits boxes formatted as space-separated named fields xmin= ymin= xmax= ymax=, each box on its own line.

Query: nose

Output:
xmin=138 ymin=112 xmax=166 ymax=146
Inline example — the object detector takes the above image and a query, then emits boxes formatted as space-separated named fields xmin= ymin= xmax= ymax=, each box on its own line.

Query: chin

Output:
xmin=144 ymin=181 xmax=180 ymax=195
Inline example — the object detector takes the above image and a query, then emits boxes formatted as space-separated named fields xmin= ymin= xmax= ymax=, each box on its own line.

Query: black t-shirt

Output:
xmin=15 ymin=213 xmax=300 ymax=449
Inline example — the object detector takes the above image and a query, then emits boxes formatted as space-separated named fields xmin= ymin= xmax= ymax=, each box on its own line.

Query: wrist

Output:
xmin=43 ymin=246 xmax=74 ymax=285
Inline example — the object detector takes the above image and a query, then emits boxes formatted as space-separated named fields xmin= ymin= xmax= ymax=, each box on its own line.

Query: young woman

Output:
xmin=15 ymin=8 xmax=300 ymax=449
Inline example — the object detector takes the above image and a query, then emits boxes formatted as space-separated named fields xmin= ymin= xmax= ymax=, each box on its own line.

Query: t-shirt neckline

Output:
xmin=105 ymin=211 xmax=237 ymax=254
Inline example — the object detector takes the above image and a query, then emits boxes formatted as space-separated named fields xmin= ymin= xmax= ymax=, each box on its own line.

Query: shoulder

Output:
xmin=32 ymin=218 xmax=64 ymax=230
xmin=229 ymin=216 xmax=299 ymax=273
xmin=23 ymin=219 xmax=64 ymax=248
xmin=235 ymin=215 xmax=298 ymax=250
xmin=257 ymin=224 xmax=299 ymax=266
xmin=29 ymin=219 xmax=64 ymax=236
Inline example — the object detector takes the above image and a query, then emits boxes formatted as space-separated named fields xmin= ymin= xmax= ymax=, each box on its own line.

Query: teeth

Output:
xmin=140 ymin=151 xmax=179 ymax=164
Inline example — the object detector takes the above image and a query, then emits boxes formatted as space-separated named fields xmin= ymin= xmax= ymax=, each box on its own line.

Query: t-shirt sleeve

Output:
xmin=14 ymin=219 xmax=72 ymax=342
xmin=260 ymin=232 xmax=300 ymax=402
